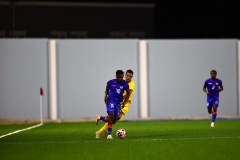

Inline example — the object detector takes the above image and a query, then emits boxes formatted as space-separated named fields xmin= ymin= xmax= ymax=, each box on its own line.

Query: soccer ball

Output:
xmin=116 ymin=128 xmax=126 ymax=139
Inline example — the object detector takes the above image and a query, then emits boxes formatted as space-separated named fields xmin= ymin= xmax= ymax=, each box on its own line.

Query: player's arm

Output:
xmin=218 ymin=84 xmax=224 ymax=92
xmin=122 ymin=89 xmax=133 ymax=101
xmin=203 ymin=84 xmax=210 ymax=95
xmin=104 ymin=85 xmax=109 ymax=104
xmin=121 ymin=90 xmax=130 ymax=108
xmin=127 ymin=89 xmax=133 ymax=101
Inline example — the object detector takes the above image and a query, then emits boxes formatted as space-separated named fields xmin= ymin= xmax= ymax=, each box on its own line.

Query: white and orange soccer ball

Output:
xmin=116 ymin=128 xmax=126 ymax=139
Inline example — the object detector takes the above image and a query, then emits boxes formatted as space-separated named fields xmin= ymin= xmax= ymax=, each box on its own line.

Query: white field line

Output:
xmin=0 ymin=123 xmax=43 ymax=139
xmin=1 ymin=136 xmax=240 ymax=144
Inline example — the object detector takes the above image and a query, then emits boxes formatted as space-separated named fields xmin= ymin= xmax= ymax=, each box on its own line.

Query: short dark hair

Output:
xmin=210 ymin=70 xmax=217 ymax=74
xmin=116 ymin=70 xmax=124 ymax=75
xmin=126 ymin=69 xmax=134 ymax=75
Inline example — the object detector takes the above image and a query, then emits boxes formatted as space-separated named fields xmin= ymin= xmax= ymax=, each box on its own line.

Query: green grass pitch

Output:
xmin=0 ymin=120 xmax=240 ymax=160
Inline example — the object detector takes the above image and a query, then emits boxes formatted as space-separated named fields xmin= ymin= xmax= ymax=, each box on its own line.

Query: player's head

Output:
xmin=210 ymin=70 xmax=217 ymax=79
xmin=125 ymin=69 xmax=134 ymax=83
xmin=116 ymin=70 xmax=124 ymax=82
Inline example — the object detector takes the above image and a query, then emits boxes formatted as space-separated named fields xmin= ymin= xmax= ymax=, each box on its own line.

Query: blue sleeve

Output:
xmin=219 ymin=80 xmax=223 ymax=87
xmin=107 ymin=80 xmax=112 ymax=88
xmin=204 ymin=80 xmax=207 ymax=87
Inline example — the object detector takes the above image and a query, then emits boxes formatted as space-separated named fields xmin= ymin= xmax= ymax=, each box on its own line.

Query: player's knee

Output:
xmin=108 ymin=113 xmax=114 ymax=118
xmin=213 ymin=107 xmax=217 ymax=112
xmin=108 ymin=114 xmax=114 ymax=121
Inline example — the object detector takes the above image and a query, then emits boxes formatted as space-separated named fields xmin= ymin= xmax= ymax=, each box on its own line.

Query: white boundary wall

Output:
xmin=0 ymin=39 xmax=239 ymax=120
xmin=238 ymin=41 xmax=240 ymax=115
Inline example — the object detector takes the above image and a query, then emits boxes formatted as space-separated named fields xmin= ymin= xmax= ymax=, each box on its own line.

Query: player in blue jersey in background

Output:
xmin=203 ymin=70 xmax=224 ymax=127
xmin=97 ymin=70 xmax=130 ymax=139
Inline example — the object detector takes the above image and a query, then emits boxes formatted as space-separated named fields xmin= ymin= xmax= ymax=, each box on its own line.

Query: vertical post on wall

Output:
xmin=238 ymin=41 xmax=240 ymax=116
xmin=139 ymin=40 xmax=148 ymax=118
xmin=48 ymin=40 xmax=58 ymax=120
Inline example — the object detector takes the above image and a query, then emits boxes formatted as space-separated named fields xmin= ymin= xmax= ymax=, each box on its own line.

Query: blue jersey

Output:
xmin=204 ymin=78 xmax=223 ymax=99
xmin=107 ymin=79 xmax=129 ymax=103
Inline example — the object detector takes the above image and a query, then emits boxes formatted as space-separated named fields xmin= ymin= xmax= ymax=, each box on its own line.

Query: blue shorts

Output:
xmin=106 ymin=101 xmax=121 ymax=119
xmin=207 ymin=97 xmax=219 ymax=109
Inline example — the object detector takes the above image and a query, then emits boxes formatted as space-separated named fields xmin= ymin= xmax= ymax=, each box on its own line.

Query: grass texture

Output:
xmin=0 ymin=120 xmax=240 ymax=160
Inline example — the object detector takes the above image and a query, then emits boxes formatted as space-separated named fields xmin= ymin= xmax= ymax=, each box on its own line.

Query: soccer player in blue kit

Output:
xmin=203 ymin=70 xmax=224 ymax=127
xmin=97 ymin=70 xmax=130 ymax=139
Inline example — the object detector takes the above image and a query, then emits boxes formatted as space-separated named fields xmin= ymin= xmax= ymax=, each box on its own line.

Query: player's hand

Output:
xmin=120 ymin=102 xmax=125 ymax=108
xmin=206 ymin=91 xmax=210 ymax=95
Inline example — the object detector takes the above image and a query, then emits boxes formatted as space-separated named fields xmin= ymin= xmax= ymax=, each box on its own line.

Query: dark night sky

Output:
xmin=0 ymin=0 xmax=239 ymax=38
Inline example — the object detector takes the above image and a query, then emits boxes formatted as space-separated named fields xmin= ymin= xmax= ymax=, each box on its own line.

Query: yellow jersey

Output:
xmin=123 ymin=80 xmax=135 ymax=104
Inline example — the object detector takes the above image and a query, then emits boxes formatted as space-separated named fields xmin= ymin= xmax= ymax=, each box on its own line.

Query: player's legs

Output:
xmin=98 ymin=113 xmax=122 ymax=135
xmin=209 ymin=99 xmax=219 ymax=127
xmin=207 ymin=100 xmax=214 ymax=127
xmin=98 ymin=123 xmax=108 ymax=133
xmin=211 ymin=106 xmax=217 ymax=127
xmin=99 ymin=115 xmax=108 ymax=122
xmin=112 ymin=103 xmax=121 ymax=124
xmin=106 ymin=112 xmax=114 ymax=139
xmin=96 ymin=102 xmax=115 ymax=139
xmin=207 ymin=107 xmax=212 ymax=114
xmin=96 ymin=117 xmax=108 ymax=138
xmin=113 ymin=104 xmax=130 ymax=124
xmin=97 ymin=115 xmax=108 ymax=134
xmin=96 ymin=104 xmax=130 ymax=138
xmin=106 ymin=102 xmax=119 ymax=139
xmin=211 ymin=104 xmax=218 ymax=124
xmin=96 ymin=114 xmax=109 ymax=138
xmin=96 ymin=114 xmax=108 ymax=138
xmin=207 ymin=100 xmax=213 ymax=114
xmin=96 ymin=113 xmax=108 ymax=125
xmin=106 ymin=102 xmax=114 ymax=138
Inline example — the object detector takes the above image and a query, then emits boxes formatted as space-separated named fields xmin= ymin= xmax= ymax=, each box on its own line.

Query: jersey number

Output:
xmin=212 ymin=85 xmax=215 ymax=90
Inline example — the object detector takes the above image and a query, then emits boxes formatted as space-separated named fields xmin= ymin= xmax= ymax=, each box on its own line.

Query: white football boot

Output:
xmin=107 ymin=134 xmax=113 ymax=139
xmin=211 ymin=122 xmax=214 ymax=127
xmin=96 ymin=132 xmax=100 ymax=138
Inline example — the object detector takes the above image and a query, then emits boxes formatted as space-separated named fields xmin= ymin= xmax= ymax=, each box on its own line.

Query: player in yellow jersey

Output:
xmin=96 ymin=69 xmax=135 ymax=138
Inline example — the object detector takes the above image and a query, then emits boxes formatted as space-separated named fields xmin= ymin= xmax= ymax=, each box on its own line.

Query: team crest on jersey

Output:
xmin=120 ymin=86 xmax=123 ymax=89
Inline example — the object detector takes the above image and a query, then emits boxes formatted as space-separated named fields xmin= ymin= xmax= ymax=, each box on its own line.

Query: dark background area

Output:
xmin=0 ymin=0 xmax=239 ymax=38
